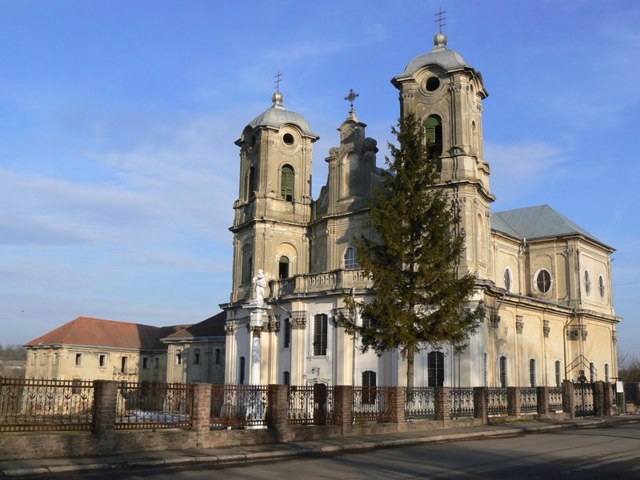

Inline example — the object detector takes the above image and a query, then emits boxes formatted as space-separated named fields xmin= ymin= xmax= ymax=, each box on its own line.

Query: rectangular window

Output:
xmin=72 ymin=379 xmax=82 ymax=395
xmin=239 ymin=356 xmax=246 ymax=385
xmin=75 ymin=353 xmax=82 ymax=367
xmin=193 ymin=349 xmax=200 ymax=365
xmin=362 ymin=370 xmax=377 ymax=404
xmin=529 ymin=359 xmax=536 ymax=387
xmin=176 ymin=351 xmax=182 ymax=365
xmin=427 ymin=351 xmax=445 ymax=387
xmin=142 ymin=357 xmax=149 ymax=369
xmin=99 ymin=354 xmax=106 ymax=368
xmin=154 ymin=357 xmax=159 ymax=369
xmin=555 ymin=360 xmax=562 ymax=387
xmin=313 ymin=314 xmax=328 ymax=356
xmin=499 ymin=356 xmax=508 ymax=388
xmin=121 ymin=356 xmax=128 ymax=373
xmin=215 ymin=348 xmax=221 ymax=365
xmin=284 ymin=318 xmax=291 ymax=348
xmin=605 ymin=363 xmax=610 ymax=383
xmin=283 ymin=371 xmax=290 ymax=386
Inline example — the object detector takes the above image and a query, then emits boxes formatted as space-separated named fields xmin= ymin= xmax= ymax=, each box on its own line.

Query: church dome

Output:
xmin=393 ymin=32 xmax=470 ymax=81
xmin=248 ymin=91 xmax=317 ymax=137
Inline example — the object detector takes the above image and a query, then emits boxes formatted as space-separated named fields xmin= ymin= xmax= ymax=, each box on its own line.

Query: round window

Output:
xmin=283 ymin=133 xmax=295 ymax=146
xmin=426 ymin=77 xmax=440 ymax=92
xmin=536 ymin=269 xmax=552 ymax=294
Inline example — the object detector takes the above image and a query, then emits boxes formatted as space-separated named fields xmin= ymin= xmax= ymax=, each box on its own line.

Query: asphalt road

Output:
xmin=36 ymin=421 xmax=640 ymax=479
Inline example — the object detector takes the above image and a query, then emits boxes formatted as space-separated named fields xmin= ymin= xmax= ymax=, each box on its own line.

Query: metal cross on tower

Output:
xmin=434 ymin=7 xmax=446 ymax=33
xmin=344 ymin=88 xmax=359 ymax=113
xmin=274 ymin=70 xmax=283 ymax=92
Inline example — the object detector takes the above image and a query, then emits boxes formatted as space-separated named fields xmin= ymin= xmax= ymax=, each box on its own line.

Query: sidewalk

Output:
xmin=0 ymin=417 xmax=636 ymax=477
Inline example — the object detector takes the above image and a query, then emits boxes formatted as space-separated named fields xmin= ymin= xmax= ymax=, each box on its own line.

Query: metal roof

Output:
xmin=248 ymin=91 xmax=317 ymax=137
xmin=492 ymin=204 xmax=606 ymax=246
xmin=393 ymin=32 xmax=470 ymax=81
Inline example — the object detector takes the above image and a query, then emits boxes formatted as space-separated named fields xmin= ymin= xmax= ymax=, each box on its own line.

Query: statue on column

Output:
xmin=252 ymin=269 xmax=267 ymax=304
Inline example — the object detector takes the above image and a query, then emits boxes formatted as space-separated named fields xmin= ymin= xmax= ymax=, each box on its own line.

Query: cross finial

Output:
xmin=434 ymin=7 xmax=446 ymax=33
xmin=274 ymin=70 xmax=283 ymax=93
xmin=344 ymin=88 xmax=359 ymax=113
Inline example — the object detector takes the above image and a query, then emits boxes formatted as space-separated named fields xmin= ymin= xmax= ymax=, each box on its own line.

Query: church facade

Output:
xmin=221 ymin=31 xmax=620 ymax=389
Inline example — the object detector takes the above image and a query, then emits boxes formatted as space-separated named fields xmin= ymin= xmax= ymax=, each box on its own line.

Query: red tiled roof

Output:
xmin=24 ymin=317 xmax=190 ymax=351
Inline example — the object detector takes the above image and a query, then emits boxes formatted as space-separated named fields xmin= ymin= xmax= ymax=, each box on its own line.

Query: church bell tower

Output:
xmin=391 ymin=28 xmax=495 ymax=279
xmin=230 ymin=89 xmax=319 ymax=303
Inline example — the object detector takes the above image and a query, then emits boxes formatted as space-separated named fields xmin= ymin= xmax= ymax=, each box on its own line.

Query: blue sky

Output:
xmin=1 ymin=0 xmax=638 ymax=356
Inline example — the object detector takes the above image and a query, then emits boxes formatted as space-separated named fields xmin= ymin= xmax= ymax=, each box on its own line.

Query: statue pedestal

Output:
xmin=247 ymin=303 xmax=268 ymax=385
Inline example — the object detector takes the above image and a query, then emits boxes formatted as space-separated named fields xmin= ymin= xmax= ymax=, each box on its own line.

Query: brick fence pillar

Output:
xmin=267 ymin=384 xmax=289 ymax=440
xmin=390 ymin=387 xmax=405 ymax=424
xmin=536 ymin=386 xmax=549 ymax=417
xmin=603 ymin=382 xmax=615 ymax=416
xmin=473 ymin=387 xmax=488 ymax=423
xmin=593 ymin=381 xmax=605 ymax=417
xmin=192 ymin=383 xmax=212 ymax=447
xmin=435 ymin=387 xmax=450 ymax=424
xmin=313 ymin=383 xmax=328 ymax=426
xmin=334 ymin=386 xmax=353 ymax=428
xmin=562 ymin=380 xmax=575 ymax=419
xmin=92 ymin=380 xmax=118 ymax=435
xmin=507 ymin=387 xmax=520 ymax=417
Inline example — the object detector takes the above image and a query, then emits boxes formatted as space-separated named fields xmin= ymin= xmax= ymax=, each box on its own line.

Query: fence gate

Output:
xmin=574 ymin=381 xmax=595 ymax=417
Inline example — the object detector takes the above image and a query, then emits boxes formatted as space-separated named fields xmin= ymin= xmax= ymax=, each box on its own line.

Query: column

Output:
xmin=224 ymin=322 xmax=237 ymax=384
xmin=290 ymin=312 xmax=307 ymax=385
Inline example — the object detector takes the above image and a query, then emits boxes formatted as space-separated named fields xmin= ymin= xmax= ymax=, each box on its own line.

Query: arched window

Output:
xmin=584 ymin=270 xmax=591 ymax=295
xmin=425 ymin=115 xmax=443 ymax=157
xmin=362 ymin=370 xmax=377 ymax=404
xmin=536 ymin=269 xmax=552 ymax=294
xmin=427 ymin=351 xmax=445 ymax=387
xmin=281 ymin=165 xmax=294 ymax=202
xmin=344 ymin=247 xmax=360 ymax=269
xmin=529 ymin=359 xmax=536 ymax=387
xmin=279 ymin=256 xmax=290 ymax=279
xmin=313 ymin=314 xmax=328 ymax=356
xmin=503 ymin=267 xmax=512 ymax=292
xmin=499 ymin=356 xmax=508 ymax=388
xmin=598 ymin=275 xmax=605 ymax=298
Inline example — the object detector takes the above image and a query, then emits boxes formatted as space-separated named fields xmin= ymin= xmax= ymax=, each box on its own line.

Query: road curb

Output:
xmin=0 ymin=418 xmax=634 ymax=477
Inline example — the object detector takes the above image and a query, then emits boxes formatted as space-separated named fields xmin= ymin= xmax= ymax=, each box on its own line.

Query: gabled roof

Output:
xmin=492 ymin=204 xmax=609 ymax=248
xmin=25 ymin=317 xmax=190 ymax=351
xmin=163 ymin=312 xmax=226 ymax=341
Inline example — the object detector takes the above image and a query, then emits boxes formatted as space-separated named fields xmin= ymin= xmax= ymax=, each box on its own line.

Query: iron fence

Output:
xmin=574 ymin=382 xmax=595 ymax=417
xmin=548 ymin=387 xmax=563 ymax=412
xmin=487 ymin=388 xmax=508 ymax=415
xmin=115 ymin=382 xmax=193 ymax=430
xmin=210 ymin=384 xmax=269 ymax=429
xmin=352 ymin=386 xmax=393 ymax=423
xmin=0 ymin=378 xmax=93 ymax=432
xmin=405 ymin=387 xmax=437 ymax=420
xmin=520 ymin=388 xmax=537 ymax=414
xmin=450 ymin=388 xmax=474 ymax=418
xmin=288 ymin=385 xmax=314 ymax=425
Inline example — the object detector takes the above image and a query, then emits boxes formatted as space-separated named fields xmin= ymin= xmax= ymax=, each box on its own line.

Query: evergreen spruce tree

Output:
xmin=340 ymin=114 xmax=484 ymax=389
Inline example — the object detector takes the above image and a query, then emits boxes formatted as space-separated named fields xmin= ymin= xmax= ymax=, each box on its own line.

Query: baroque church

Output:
xmin=222 ymin=30 xmax=620 ymax=389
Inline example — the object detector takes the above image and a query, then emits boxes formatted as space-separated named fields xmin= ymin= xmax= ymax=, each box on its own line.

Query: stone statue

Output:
xmin=252 ymin=269 xmax=267 ymax=304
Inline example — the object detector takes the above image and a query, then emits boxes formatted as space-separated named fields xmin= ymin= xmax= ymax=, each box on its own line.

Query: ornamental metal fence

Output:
xmin=210 ymin=384 xmax=269 ymax=429
xmin=548 ymin=387 xmax=563 ymax=412
xmin=288 ymin=385 xmax=314 ymax=425
xmin=487 ymin=388 xmax=508 ymax=416
xmin=520 ymin=388 xmax=538 ymax=414
xmin=0 ymin=378 xmax=93 ymax=432
xmin=574 ymin=383 xmax=595 ymax=417
xmin=405 ymin=387 xmax=437 ymax=420
xmin=450 ymin=388 xmax=474 ymax=418
xmin=115 ymin=382 xmax=193 ymax=430
xmin=352 ymin=386 xmax=394 ymax=423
